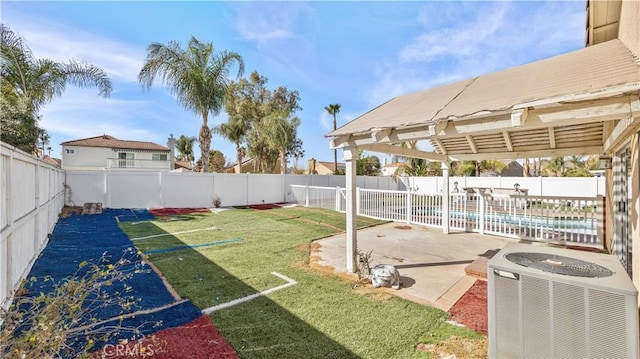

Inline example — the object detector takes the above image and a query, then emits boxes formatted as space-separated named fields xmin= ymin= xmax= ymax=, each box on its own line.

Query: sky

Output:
xmin=2 ymin=1 xmax=586 ymax=168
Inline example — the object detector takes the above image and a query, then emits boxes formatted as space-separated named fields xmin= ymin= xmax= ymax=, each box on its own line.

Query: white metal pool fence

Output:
xmin=290 ymin=185 xmax=603 ymax=246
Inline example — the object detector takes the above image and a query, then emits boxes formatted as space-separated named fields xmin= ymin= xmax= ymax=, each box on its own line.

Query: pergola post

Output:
xmin=344 ymin=146 xmax=358 ymax=273
xmin=441 ymin=161 xmax=451 ymax=234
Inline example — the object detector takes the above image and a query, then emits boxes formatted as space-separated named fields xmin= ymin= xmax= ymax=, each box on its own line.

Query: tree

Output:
xmin=1 ymin=24 xmax=112 ymax=153
xmin=208 ymin=149 xmax=226 ymax=172
xmin=138 ymin=36 xmax=244 ymax=172
xmin=357 ymin=154 xmax=381 ymax=176
xmin=263 ymin=111 xmax=301 ymax=174
xmin=324 ymin=104 xmax=341 ymax=174
xmin=565 ymin=155 xmax=591 ymax=177
xmin=222 ymin=71 xmax=302 ymax=173
xmin=543 ymin=156 xmax=566 ymax=177
xmin=213 ymin=118 xmax=246 ymax=173
xmin=175 ymin=135 xmax=196 ymax=162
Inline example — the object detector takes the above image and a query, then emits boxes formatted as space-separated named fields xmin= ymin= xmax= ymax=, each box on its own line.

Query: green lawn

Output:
xmin=119 ymin=206 xmax=482 ymax=358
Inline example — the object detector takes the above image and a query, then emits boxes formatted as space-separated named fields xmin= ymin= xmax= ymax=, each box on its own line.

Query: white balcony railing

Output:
xmin=106 ymin=158 xmax=171 ymax=170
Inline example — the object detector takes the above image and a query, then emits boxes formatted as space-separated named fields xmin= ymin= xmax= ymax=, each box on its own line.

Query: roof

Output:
xmin=61 ymin=135 xmax=169 ymax=152
xmin=43 ymin=156 xmax=61 ymax=167
xmin=329 ymin=39 xmax=640 ymax=138
xmin=174 ymin=161 xmax=193 ymax=170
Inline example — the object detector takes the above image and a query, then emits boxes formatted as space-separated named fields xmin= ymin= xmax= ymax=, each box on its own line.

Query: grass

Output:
xmin=119 ymin=206 xmax=482 ymax=358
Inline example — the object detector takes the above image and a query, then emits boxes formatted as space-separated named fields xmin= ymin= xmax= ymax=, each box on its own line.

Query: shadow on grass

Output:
xmin=130 ymin=223 xmax=359 ymax=359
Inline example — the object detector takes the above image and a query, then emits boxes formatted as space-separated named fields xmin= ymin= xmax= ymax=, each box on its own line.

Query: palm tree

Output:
xmin=324 ymin=104 xmax=341 ymax=174
xmin=213 ymin=118 xmax=246 ymax=173
xmin=175 ymin=135 xmax=196 ymax=162
xmin=266 ymin=111 xmax=300 ymax=174
xmin=1 ymin=24 xmax=112 ymax=153
xmin=543 ymin=156 xmax=566 ymax=177
xmin=138 ymin=36 xmax=244 ymax=172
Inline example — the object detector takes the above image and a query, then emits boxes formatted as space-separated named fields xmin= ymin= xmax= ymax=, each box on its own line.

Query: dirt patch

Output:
xmin=448 ymin=280 xmax=488 ymax=335
xmin=394 ymin=225 xmax=412 ymax=230
xmin=60 ymin=206 xmax=83 ymax=218
xmin=418 ymin=336 xmax=488 ymax=359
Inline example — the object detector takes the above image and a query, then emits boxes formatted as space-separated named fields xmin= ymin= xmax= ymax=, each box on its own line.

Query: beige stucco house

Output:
xmin=327 ymin=0 xmax=640 ymax=294
xmin=307 ymin=158 xmax=345 ymax=175
xmin=61 ymin=134 xmax=174 ymax=171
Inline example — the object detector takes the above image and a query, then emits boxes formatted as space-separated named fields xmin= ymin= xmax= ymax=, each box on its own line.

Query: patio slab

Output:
xmin=314 ymin=222 xmax=513 ymax=311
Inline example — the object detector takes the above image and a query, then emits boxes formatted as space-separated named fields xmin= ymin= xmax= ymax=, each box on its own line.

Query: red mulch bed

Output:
xmin=95 ymin=315 xmax=237 ymax=358
xmin=448 ymin=280 xmax=488 ymax=335
xmin=148 ymin=208 xmax=211 ymax=217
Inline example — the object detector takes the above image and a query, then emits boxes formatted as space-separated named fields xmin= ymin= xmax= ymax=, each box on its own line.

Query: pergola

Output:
xmin=328 ymin=39 xmax=640 ymax=272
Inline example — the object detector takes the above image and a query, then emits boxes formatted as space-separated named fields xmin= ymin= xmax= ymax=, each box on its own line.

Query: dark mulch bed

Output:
xmin=148 ymin=208 xmax=212 ymax=217
xmin=448 ymin=280 xmax=487 ymax=335
xmin=244 ymin=202 xmax=288 ymax=210
xmin=95 ymin=315 xmax=237 ymax=358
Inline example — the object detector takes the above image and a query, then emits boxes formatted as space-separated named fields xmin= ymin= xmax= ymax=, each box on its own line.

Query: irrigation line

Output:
xmin=202 ymin=272 xmax=298 ymax=314
xmin=131 ymin=227 xmax=218 ymax=241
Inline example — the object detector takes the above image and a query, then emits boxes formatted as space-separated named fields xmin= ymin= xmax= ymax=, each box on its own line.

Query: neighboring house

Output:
xmin=174 ymin=161 xmax=193 ymax=171
xmin=224 ymin=157 xmax=283 ymax=174
xmin=307 ymin=158 xmax=345 ymax=175
xmin=42 ymin=156 xmax=62 ymax=168
xmin=380 ymin=162 xmax=408 ymax=176
xmin=61 ymin=134 xmax=174 ymax=171
xmin=479 ymin=160 xmax=524 ymax=177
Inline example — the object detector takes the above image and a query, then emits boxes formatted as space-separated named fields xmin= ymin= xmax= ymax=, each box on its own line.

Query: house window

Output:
xmin=118 ymin=152 xmax=134 ymax=168
xmin=65 ymin=148 xmax=75 ymax=154
xmin=152 ymin=153 xmax=168 ymax=161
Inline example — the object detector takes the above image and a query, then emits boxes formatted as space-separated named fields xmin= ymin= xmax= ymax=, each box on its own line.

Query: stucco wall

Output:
xmin=62 ymin=146 xmax=166 ymax=170
xmin=619 ymin=0 xmax=640 ymax=57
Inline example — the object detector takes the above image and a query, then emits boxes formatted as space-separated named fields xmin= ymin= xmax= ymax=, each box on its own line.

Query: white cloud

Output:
xmin=364 ymin=1 xmax=585 ymax=108
xmin=233 ymin=3 xmax=303 ymax=45
xmin=7 ymin=15 xmax=144 ymax=83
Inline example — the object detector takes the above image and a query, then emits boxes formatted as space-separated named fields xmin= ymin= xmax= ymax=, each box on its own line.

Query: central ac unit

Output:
xmin=488 ymin=242 xmax=638 ymax=358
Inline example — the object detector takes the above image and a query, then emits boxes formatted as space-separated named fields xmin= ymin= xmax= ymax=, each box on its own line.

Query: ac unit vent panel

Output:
xmin=489 ymin=243 xmax=638 ymax=358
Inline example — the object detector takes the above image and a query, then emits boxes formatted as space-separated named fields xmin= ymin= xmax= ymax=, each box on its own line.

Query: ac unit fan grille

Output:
xmin=505 ymin=252 xmax=613 ymax=277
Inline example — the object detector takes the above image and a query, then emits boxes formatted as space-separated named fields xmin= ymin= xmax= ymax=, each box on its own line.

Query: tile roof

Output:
xmin=61 ymin=135 xmax=169 ymax=151
xmin=329 ymin=39 xmax=640 ymax=137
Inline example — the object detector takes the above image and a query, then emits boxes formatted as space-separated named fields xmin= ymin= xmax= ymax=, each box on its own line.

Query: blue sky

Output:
xmin=3 ymin=1 xmax=585 ymax=167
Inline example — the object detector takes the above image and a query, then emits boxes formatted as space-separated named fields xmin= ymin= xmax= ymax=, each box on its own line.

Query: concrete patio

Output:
xmin=314 ymin=222 xmax=514 ymax=311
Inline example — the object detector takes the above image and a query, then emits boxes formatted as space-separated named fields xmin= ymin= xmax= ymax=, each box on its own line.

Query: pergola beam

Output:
xmin=466 ymin=135 xmax=478 ymax=153
xmin=502 ymin=131 xmax=514 ymax=151
xmin=548 ymin=127 xmax=556 ymax=149
xmin=448 ymin=146 xmax=603 ymax=161
xmin=358 ymin=143 xmax=447 ymax=161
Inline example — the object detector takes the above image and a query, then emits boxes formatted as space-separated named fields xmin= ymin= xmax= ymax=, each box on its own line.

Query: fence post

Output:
xmin=356 ymin=187 xmax=361 ymax=216
xmin=305 ymin=184 xmax=309 ymax=207
xmin=335 ymin=186 xmax=340 ymax=212
xmin=479 ymin=194 xmax=486 ymax=235
xmin=406 ymin=187 xmax=412 ymax=224
xmin=596 ymin=194 xmax=605 ymax=247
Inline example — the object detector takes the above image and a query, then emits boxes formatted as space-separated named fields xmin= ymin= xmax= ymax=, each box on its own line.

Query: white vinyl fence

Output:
xmin=1 ymin=143 xmax=65 ymax=307
xmin=398 ymin=175 xmax=607 ymax=197
xmin=290 ymin=185 xmax=603 ymax=246
xmin=64 ymin=170 xmax=400 ymax=208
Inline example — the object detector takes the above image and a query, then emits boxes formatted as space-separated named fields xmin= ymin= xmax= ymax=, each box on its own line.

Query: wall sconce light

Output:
xmin=453 ymin=181 xmax=459 ymax=193
xmin=514 ymin=183 xmax=520 ymax=193
xmin=597 ymin=155 xmax=612 ymax=170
